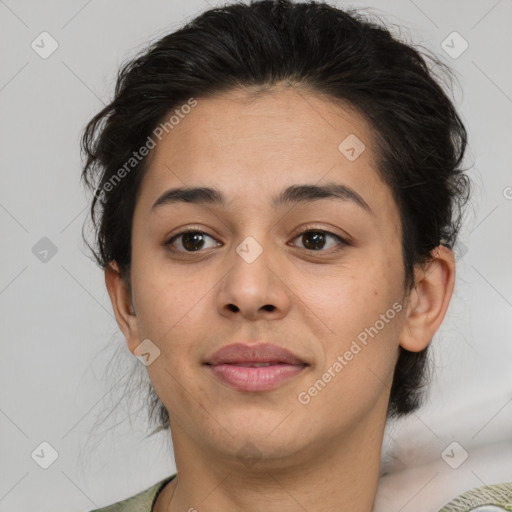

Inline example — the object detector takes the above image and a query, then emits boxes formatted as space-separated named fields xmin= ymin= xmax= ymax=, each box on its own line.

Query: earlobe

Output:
xmin=399 ymin=246 xmax=456 ymax=352
xmin=104 ymin=261 xmax=140 ymax=354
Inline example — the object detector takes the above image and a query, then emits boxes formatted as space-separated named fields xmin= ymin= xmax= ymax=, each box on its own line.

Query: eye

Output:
xmin=164 ymin=227 xmax=348 ymax=253
xmin=165 ymin=230 xmax=221 ymax=252
xmin=290 ymin=229 xmax=348 ymax=252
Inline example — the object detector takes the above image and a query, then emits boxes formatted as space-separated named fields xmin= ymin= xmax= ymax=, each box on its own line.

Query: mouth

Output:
xmin=204 ymin=343 xmax=309 ymax=392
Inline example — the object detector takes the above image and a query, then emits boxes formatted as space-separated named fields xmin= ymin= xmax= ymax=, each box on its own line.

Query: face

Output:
xmin=110 ymin=86 xmax=419 ymax=468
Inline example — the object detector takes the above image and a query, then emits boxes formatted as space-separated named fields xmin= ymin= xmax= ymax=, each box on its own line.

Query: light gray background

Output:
xmin=1 ymin=1 xmax=511 ymax=511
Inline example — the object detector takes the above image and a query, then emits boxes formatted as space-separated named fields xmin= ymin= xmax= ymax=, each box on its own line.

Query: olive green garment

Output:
xmin=438 ymin=482 xmax=512 ymax=512
xmin=89 ymin=474 xmax=176 ymax=512
xmin=89 ymin=477 xmax=512 ymax=512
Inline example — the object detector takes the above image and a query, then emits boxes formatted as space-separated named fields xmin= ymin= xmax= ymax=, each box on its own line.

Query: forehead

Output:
xmin=136 ymin=86 xmax=396 ymax=221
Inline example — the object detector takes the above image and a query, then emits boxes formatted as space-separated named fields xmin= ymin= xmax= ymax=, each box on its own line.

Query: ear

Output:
xmin=399 ymin=245 xmax=456 ymax=352
xmin=104 ymin=261 xmax=140 ymax=355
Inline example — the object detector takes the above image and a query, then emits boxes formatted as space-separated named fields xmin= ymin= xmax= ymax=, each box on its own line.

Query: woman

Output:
xmin=81 ymin=1 xmax=511 ymax=510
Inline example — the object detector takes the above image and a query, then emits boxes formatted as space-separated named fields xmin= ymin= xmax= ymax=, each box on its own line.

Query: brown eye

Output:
xmin=292 ymin=230 xmax=347 ymax=251
xmin=166 ymin=231 xmax=220 ymax=252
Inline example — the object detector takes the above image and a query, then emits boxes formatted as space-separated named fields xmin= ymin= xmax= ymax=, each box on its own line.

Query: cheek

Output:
xmin=132 ymin=257 xmax=205 ymax=338
xmin=298 ymin=254 xmax=403 ymax=335
xmin=297 ymin=253 xmax=404 ymax=401
xmin=298 ymin=292 xmax=403 ymax=431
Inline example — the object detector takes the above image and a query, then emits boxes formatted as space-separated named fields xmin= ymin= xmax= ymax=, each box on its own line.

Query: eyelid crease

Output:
xmin=163 ymin=224 xmax=219 ymax=246
xmin=290 ymin=222 xmax=352 ymax=244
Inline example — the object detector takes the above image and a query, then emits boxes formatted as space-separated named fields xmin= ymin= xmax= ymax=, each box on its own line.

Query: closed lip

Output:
xmin=205 ymin=343 xmax=308 ymax=366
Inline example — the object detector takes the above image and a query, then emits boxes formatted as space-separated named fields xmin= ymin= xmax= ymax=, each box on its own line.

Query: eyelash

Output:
xmin=164 ymin=224 xmax=349 ymax=254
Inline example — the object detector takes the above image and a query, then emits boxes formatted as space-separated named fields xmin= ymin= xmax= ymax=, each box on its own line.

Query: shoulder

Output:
xmin=438 ymin=481 xmax=512 ymax=511
xmin=88 ymin=474 xmax=176 ymax=512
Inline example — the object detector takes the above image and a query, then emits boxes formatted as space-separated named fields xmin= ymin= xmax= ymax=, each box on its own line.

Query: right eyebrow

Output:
xmin=152 ymin=186 xmax=224 ymax=212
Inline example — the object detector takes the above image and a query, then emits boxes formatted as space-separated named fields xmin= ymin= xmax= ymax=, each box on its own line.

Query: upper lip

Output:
xmin=205 ymin=343 xmax=308 ymax=366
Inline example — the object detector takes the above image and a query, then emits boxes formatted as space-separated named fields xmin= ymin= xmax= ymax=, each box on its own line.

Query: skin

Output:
xmin=105 ymin=85 xmax=455 ymax=512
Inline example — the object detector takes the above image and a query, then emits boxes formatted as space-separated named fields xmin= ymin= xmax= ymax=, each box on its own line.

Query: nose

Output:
xmin=215 ymin=241 xmax=291 ymax=322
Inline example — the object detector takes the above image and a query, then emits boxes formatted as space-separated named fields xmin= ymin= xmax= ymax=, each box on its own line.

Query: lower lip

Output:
xmin=208 ymin=363 xmax=306 ymax=392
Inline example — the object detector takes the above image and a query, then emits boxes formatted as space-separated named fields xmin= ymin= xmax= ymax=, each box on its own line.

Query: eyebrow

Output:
xmin=151 ymin=181 xmax=373 ymax=215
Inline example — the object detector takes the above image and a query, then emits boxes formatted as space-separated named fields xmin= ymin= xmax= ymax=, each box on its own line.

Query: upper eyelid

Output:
xmin=166 ymin=228 xmax=219 ymax=245
xmin=291 ymin=224 xmax=349 ymax=241
xmin=289 ymin=229 xmax=347 ymax=248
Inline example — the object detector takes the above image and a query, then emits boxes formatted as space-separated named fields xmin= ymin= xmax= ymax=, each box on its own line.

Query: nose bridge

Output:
xmin=216 ymin=229 xmax=290 ymax=318
xmin=228 ymin=232 xmax=273 ymax=294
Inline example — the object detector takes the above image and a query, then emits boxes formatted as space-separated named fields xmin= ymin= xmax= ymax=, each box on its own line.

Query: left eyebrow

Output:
xmin=151 ymin=181 xmax=373 ymax=215
xmin=272 ymin=182 xmax=373 ymax=214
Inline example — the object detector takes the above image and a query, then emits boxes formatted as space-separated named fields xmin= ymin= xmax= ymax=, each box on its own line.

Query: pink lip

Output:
xmin=205 ymin=343 xmax=308 ymax=392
